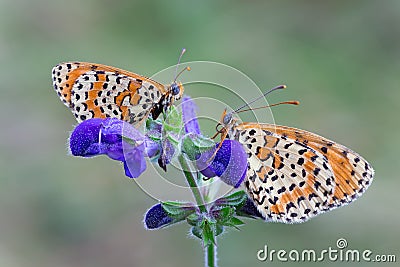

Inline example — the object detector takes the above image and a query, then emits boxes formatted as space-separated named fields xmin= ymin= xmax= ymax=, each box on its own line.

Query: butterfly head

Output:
xmin=169 ymin=82 xmax=184 ymax=100
xmin=212 ymin=108 xmax=236 ymax=139
xmin=222 ymin=111 xmax=233 ymax=125
xmin=170 ymin=65 xmax=190 ymax=101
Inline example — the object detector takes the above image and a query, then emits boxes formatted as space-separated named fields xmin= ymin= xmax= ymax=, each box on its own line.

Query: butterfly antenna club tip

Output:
xmin=174 ymin=48 xmax=187 ymax=82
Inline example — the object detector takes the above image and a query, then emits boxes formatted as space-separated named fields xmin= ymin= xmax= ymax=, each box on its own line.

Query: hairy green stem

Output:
xmin=205 ymin=241 xmax=217 ymax=267
xmin=178 ymin=154 xmax=206 ymax=213
xmin=178 ymin=154 xmax=217 ymax=267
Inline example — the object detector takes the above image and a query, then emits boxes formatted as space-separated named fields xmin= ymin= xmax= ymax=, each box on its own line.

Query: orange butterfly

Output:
xmin=52 ymin=51 xmax=188 ymax=124
xmin=215 ymin=86 xmax=374 ymax=223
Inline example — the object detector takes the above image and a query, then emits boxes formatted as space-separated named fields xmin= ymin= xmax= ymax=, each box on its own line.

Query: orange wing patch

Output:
xmin=52 ymin=62 xmax=168 ymax=124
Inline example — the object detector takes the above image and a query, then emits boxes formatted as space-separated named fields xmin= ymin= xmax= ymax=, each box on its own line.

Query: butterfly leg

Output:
xmin=206 ymin=130 xmax=228 ymax=165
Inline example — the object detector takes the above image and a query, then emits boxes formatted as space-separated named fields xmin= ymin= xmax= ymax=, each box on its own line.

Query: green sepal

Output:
xmin=210 ymin=191 xmax=248 ymax=231
xmin=145 ymin=118 xmax=162 ymax=141
xmin=166 ymin=132 xmax=180 ymax=146
xmin=221 ymin=217 xmax=245 ymax=230
xmin=212 ymin=206 xmax=235 ymax=223
xmin=215 ymin=224 xmax=224 ymax=237
xmin=181 ymin=134 xmax=216 ymax=160
xmin=146 ymin=117 xmax=162 ymax=131
xmin=163 ymin=106 xmax=182 ymax=134
xmin=190 ymin=222 xmax=224 ymax=240
xmin=202 ymin=221 xmax=216 ymax=246
xmin=191 ymin=226 xmax=202 ymax=239
xmin=161 ymin=201 xmax=196 ymax=221
xmin=214 ymin=190 xmax=248 ymax=207
xmin=186 ymin=212 xmax=200 ymax=226
xmin=228 ymin=217 xmax=245 ymax=226
xmin=212 ymin=206 xmax=243 ymax=227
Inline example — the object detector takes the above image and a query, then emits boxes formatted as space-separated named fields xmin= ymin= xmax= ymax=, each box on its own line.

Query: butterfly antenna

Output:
xmin=236 ymin=100 xmax=299 ymax=114
xmin=175 ymin=66 xmax=191 ymax=81
xmin=174 ymin=48 xmax=186 ymax=82
xmin=234 ymin=85 xmax=286 ymax=112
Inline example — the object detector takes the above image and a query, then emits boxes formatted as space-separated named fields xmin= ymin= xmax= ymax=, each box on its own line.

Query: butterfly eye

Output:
xmin=223 ymin=112 xmax=232 ymax=125
xmin=171 ymin=83 xmax=180 ymax=96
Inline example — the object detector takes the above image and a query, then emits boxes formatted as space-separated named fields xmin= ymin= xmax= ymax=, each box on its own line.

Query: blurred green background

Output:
xmin=1 ymin=0 xmax=399 ymax=266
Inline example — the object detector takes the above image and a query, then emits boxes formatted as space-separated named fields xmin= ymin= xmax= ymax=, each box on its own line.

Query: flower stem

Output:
xmin=205 ymin=242 xmax=217 ymax=267
xmin=178 ymin=154 xmax=206 ymax=213
xmin=178 ymin=154 xmax=218 ymax=267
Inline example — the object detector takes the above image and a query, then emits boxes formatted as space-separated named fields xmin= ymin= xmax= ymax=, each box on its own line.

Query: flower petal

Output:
xmin=123 ymin=144 xmax=147 ymax=178
xmin=144 ymin=137 xmax=160 ymax=158
xmin=69 ymin=118 xmax=104 ymax=157
xmin=69 ymin=118 xmax=155 ymax=179
xmin=182 ymin=95 xmax=200 ymax=134
xmin=144 ymin=204 xmax=173 ymax=230
xmin=197 ymin=140 xmax=247 ymax=188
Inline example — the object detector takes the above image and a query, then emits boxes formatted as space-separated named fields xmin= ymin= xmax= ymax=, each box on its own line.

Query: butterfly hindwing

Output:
xmin=264 ymin=125 xmax=374 ymax=202
xmin=234 ymin=123 xmax=374 ymax=223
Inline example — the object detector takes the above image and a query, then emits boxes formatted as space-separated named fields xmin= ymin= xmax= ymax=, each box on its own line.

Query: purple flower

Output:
xmin=182 ymin=95 xmax=200 ymax=134
xmin=144 ymin=204 xmax=173 ymax=230
xmin=180 ymin=95 xmax=248 ymax=188
xmin=69 ymin=118 xmax=105 ymax=157
xmin=196 ymin=140 xmax=248 ymax=188
xmin=69 ymin=118 xmax=160 ymax=178
xmin=145 ymin=138 xmax=161 ymax=158
xmin=144 ymin=202 xmax=197 ymax=230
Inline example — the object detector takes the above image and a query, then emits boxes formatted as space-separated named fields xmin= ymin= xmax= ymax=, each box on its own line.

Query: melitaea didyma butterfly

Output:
xmin=215 ymin=85 xmax=374 ymax=223
xmin=52 ymin=50 xmax=188 ymax=124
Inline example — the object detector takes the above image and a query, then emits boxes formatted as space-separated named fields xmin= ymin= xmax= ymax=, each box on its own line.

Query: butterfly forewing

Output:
xmin=52 ymin=62 xmax=167 ymax=124
xmin=233 ymin=123 xmax=374 ymax=223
